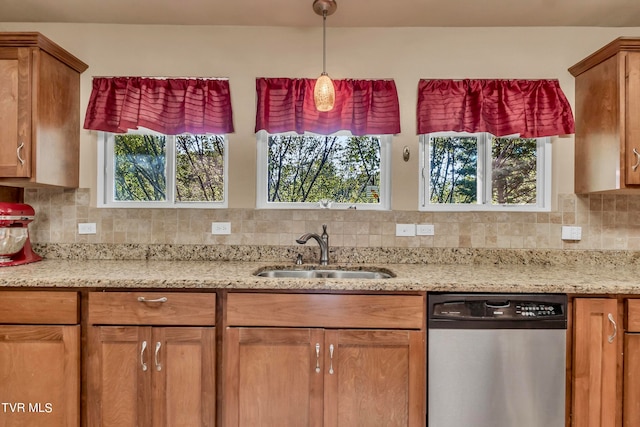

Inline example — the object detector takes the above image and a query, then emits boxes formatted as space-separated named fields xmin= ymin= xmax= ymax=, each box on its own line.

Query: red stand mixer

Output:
xmin=0 ymin=202 xmax=42 ymax=266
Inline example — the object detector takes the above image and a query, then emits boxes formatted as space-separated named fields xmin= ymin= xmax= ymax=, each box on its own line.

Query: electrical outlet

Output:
xmin=561 ymin=226 xmax=582 ymax=241
xmin=416 ymin=224 xmax=435 ymax=236
xmin=211 ymin=222 xmax=231 ymax=235
xmin=78 ymin=223 xmax=97 ymax=235
xmin=395 ymin=223 xmax=416 ymax=237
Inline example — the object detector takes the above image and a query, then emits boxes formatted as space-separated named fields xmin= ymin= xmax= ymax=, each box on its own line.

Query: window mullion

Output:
xmin=419 ymin=135 xmax=428 ymax=208
xmin=256 ymin=131 xmax=269 ymax=209
xmin=166 ymin=135 xmax=176 ymax=205
xmin=538 ymin=137 xmax=551 ymax=209
xmin=476 ymin=134 xmax=483 ymax=204
xmin=101 ymin=133 xmax=114 ymax=206
xmin=477 ymin=133 xmax=490 ymax=205
xmin=536 ymin=138 xmax=543 ymax=207
xmin=378 ymin=135 xmax=392 ymax=210
xmin=487 ymin=133 xmax=494 ymax=205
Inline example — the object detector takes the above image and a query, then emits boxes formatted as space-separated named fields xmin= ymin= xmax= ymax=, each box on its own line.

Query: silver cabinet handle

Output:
xmin=633 ymin=148 xmax=640 ymax=171
xmin=16 ymin=142 xmax=24 ymax=165
xmin=140 ymin=340 xmax=148 ymax=371
xmin=315 ymin=343 xmax=321 ymax=373
xmin=137 ymin=296 xmax=168 ymax=303
xmin=329 ymin=344 xmax=334 ymax=375
xmin=154 ymin=341 xmax=162 ymax=371
xmin=608 ymin=313 xmax=617 ymax=343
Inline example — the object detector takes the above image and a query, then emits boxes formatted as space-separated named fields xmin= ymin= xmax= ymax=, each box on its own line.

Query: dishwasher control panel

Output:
xmin=428 ymin=293 xmax=567 ymax=328
xmin=515 ymin=302 xmax=559 ymax=317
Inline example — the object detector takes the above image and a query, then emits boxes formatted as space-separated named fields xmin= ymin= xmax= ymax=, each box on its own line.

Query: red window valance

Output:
xmin=84 ymin=77 xmax=234 ymax=135
xmin=255 ymin=78 xmax=400 ymax=135
xmin=416 ymin=79 xmax=574 ymax=138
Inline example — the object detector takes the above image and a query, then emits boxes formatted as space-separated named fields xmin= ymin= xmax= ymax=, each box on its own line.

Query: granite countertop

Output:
xmin=0 ymin=259 xmax=638 ymax=294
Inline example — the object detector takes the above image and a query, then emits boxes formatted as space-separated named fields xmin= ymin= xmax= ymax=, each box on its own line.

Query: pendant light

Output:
xmin=313 ymin=0 xmax=337 ymax=112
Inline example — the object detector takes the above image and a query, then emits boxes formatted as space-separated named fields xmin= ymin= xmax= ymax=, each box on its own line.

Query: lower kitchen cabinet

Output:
xmin=0 ymin=291 xmax=80 ymax=427
xmin=324 ymin=329 xmax=423 ymax=426
xmin=624 ymin=299 xmax=640 ymax=427
xmin=572 ymin=298 xmax=620 ymax=427
xmin=87 ymin=292 xmax=216 ymax=427
xmin=224 ymin=327 xmax=323 ymax=426
xmin=624 ymin=333 xmax=640 ymax=427
xmin=223 ymin=292 xmax=426 ymax=427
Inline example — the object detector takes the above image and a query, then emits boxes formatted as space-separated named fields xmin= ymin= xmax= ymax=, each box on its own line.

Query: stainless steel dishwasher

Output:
xmin=427 ymin=293 xmax=567 ymax=427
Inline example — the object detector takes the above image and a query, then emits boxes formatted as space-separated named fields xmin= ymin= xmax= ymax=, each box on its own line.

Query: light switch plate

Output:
xmin=211 ymin=222 xmax=231 ymax=235
xmin=395 ymin=223 xmax=416 ymax=237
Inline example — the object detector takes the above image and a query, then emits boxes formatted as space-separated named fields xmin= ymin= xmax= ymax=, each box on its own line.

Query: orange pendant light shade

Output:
xmin=314 ymin=73 xmax=335 ymax=112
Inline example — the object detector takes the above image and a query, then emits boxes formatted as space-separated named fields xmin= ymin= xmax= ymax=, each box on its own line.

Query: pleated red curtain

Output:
xmin=255 ymin=78 xmax=400 ymax=135
xmin=416 ymin=79 xmax=574 ymax=137
xmin=84 ymin=77 xmax=234 ymax=135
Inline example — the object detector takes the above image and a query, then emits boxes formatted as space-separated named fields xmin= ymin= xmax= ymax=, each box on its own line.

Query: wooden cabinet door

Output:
xmin=572 ymin=298 xmax=620 ymax=427
xmin=624 ymin=333 xmax=640 ymax=427
xmin=223 ymin=327 xmax=324 ymax=427
xmin=87 ymin=326 xmax=153 ymax=427
xmin=625 ymin=52 xmax=640 ymax=185
xmin=0 ymin=47 xmax=31 ymax=178
xmin=324 ymin=330 xmax=425 ymax=427
xmin=152 ymin=327 xmax=216 ymax=427
xmin=0 ymin=325 xmax=79 ymax=427
xmin=88 ymin=326 xmax=216 ymax=427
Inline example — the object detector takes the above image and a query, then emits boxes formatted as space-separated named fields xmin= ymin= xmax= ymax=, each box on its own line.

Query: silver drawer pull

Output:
xmin=315 ymin=343 xmax=321 ymax=373
xmin=608 ymin=313 xmax=617 ymax=343
xmin=633 ymin=148 xmax=640 ymax=171
xmin=137 ymin=296 xmax=168 ymax=303
xmin=16 ymin=142 xmax=25 ymax=165
xmin=154 ymin=341 xmax=162 ymax=371
xmin=140 ymin=340 xmax=148 ymax=371
xmin=329 ymin=344 xmax=334 ymax=375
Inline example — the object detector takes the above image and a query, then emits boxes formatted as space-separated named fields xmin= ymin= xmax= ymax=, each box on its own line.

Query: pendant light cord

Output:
xmin=322 ymin=10 xmax=327 ymax=75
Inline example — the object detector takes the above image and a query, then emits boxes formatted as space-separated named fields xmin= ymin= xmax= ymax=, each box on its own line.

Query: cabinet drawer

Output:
xmin=88 ymin=292 xmax=216 ymax=326
xmin=226 ymin=293 xmax=424 ymax=329
xmin=0 ymin=291 xmax=78 ymax=324
xmin=627 ymin=299 xmax=640 ymax=332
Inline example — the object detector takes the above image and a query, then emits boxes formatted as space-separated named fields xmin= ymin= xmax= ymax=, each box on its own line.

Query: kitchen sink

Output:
xmin=254 ymin=267 xmax=394 ymax=279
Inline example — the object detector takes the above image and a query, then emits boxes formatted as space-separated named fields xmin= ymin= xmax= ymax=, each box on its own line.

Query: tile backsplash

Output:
xmin=23 ymin=188 xmax=640 ymax=251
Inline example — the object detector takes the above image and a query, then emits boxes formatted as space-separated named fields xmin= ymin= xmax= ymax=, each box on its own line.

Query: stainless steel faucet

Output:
xmin=296 ymin=224 xmax=329 ymax=265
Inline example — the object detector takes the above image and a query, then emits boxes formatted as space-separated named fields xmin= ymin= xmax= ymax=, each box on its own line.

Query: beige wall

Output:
xmin=0 ymin=23 xmax=640 ymax=211
xmin=2 ymin=23 xmax=640 ymax=211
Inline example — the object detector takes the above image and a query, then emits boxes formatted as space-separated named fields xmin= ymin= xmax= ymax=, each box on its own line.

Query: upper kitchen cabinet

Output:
xmin=569 ymin=37 xmax=640 ymax=193
xmin=0 ymin=32 xmax=87 ymax=188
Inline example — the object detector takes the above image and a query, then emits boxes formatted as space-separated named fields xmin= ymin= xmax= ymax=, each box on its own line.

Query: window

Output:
xmin=98 ymin=130 xmax=227 ymax=208
xmin=257 ymin=131 xmax=391 ymax=210
xmin=419 ymin=132 xmax=551 ymax=211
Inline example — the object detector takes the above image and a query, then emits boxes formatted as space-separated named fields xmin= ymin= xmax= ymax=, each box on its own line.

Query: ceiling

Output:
xmin=2 ymin=0 xmax=640 ymax=27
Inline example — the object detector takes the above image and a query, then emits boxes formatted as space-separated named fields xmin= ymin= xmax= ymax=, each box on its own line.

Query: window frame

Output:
xmin=256 ymin=130 xmax=392 ymax=210
xmin=97 ymin=130 xmax=229 ymax=209
xmin=418 ymin=132 xmax=551 ymax=212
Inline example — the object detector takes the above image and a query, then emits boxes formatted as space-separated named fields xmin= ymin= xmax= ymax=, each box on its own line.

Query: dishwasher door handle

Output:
xmin=485 ymin=301 xmax=511 ymax=308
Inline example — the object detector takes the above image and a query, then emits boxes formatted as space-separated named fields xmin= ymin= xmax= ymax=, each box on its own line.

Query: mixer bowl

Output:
xmin=0 ymin=228 xmax=28 ymax=259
